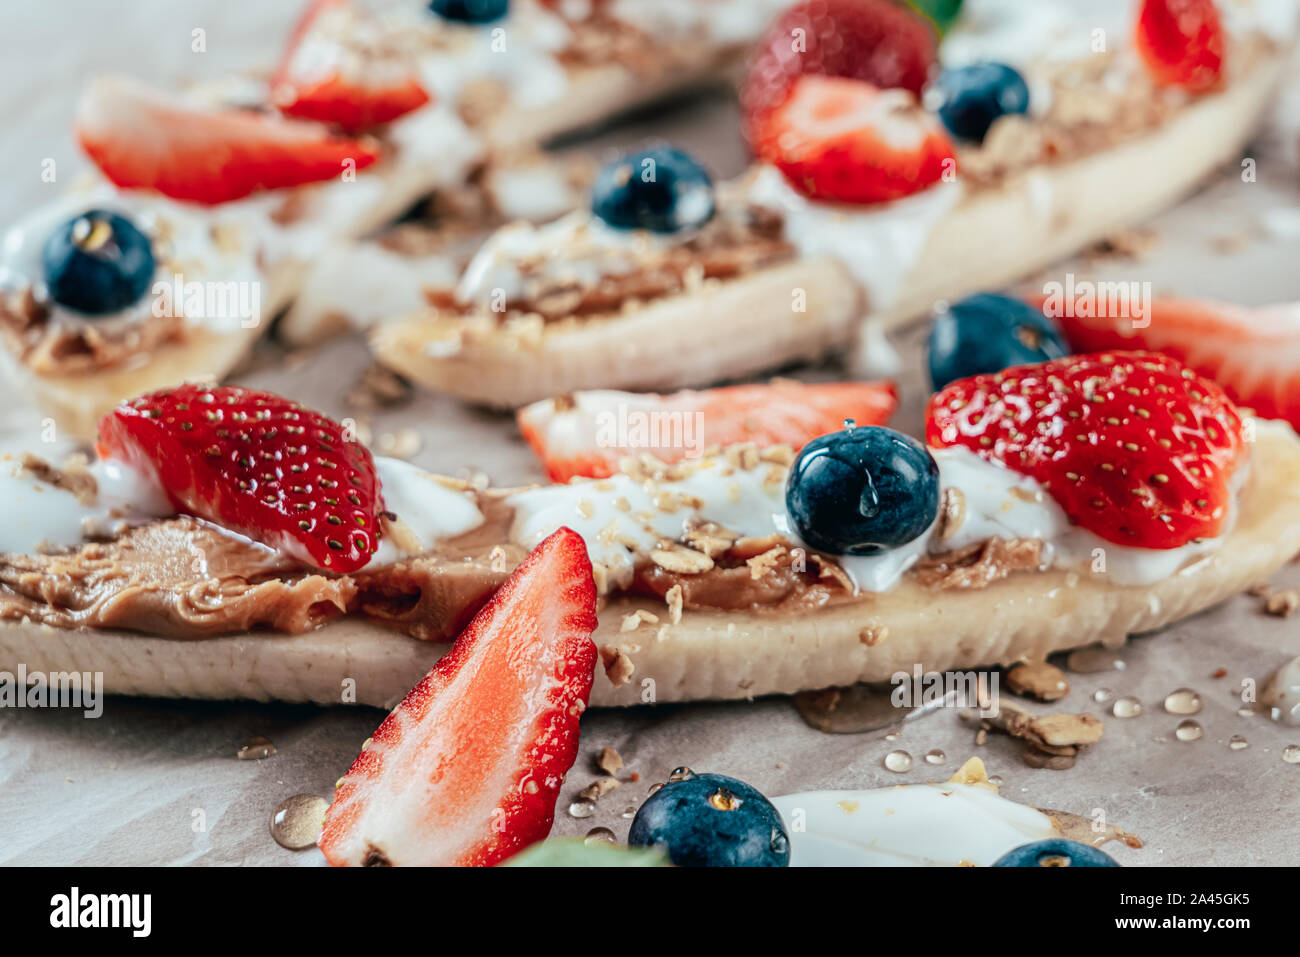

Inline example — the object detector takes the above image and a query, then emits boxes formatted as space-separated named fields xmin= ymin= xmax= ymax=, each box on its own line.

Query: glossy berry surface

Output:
xmin=927 ymin=293 xmax=1067 ymax=390
xmin=785 ymin=425 xmax=940 ymax=555
xmin=993 ymin=839 xmax=1119 ymax=867
xmin=934 ymin=62 xmax=1030 ymax=142
xmin=1135 ymin=0 xmax=1223 ymax=92
xmin=41 ymin=209 xmax=155 ymax=315
xmin=428 ymin=0 xmax=508 ymax=24
xmin=741 ymin=0 xmax=937 ymax=138
xmin=98 ymin=384 xmax=383 ymax=572
xmin=591 ymin=147 xmax=714 ymax=233
xmin=926 ymin=351 xmax=1247 ymax=550
xmin=628 ymin=771 xmax=790 ymax=867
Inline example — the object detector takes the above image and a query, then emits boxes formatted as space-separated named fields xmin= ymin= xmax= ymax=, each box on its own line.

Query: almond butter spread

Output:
xmin=0 ymin=467 xmax=1049 ymax=639
xmin=0 ymin=286 xmax=189 ymax=376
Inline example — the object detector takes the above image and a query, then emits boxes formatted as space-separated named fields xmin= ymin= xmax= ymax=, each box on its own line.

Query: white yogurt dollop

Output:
xmin=772 ymin=778 xmax=1057 ymax=867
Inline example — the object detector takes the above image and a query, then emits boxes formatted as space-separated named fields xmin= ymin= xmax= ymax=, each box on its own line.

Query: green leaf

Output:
xmin=901 ymin=0 xmax=964 ymax=37
xmin=502 ymin=839 xmax=671 ymax=868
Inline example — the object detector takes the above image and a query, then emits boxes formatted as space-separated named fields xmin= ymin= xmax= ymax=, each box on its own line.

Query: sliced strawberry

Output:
xmin=97 ymin=384 xmax=381 ymax=572
xmin=752 ymin=74 xmax=955 ymax=204
xmin=318 ymin=527 xmax=598 ymax=867
xmin=926 ymin=351 xmax=1247 ymax=550
xmin=1134 ymin=0 xmax=1224 ymax=92
xmin=1048 ymin=295 xmax=1300 ymax=431
xmin=75 ymin=76 xmax=381 ymax=205
xmin=517 ymin=379 xmax=898 ymax=482
xmin=741 ymin=0 xmax=937 ymax=141
xmin=271 ymin=0 xmax=431 ymax=131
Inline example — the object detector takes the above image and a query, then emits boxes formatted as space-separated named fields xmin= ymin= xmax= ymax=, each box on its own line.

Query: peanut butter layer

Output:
xmin=0 ymin=287 xmax=189 ymax=376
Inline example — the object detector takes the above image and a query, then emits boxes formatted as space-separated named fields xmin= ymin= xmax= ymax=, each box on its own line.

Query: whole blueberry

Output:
xmin=934 ymin=62 xmax=1030 ymax=142
xmin=41 ymin=209 xmax=155 ymax=316
xmin=628 ymin=770 xmax=790 ymax=867
xmin=785 ymin=425 xmax=940 ymax=556
xmin=993 ymin=839 xmax=1120 ymax=867
xmin=428 ymin=0 xmax=507 ymax=24
xmin=927 ymin=292 xmax=1067 ymax=390
xmin=591 ymin=147 xmax=715 ymax=234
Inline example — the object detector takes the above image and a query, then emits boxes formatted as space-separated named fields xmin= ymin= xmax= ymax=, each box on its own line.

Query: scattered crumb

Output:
xmin=1211 ymin=667 xmax=1228 ymax=680
xmin=578 ymin=778 xmax=621 ymax=802
xmin=596 ymin=746 xmax=623 ymax=776
xmin=1265 ymin=589 xmax=1300 ymax=617
xmin=1006 ymin=661 xmax=1070 ymax=702
xmin=598 ymin=645 xmax=635 ymax=686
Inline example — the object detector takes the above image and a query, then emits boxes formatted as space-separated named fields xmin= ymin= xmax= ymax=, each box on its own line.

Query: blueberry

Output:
xmin=628 ymin=770 xmax=789 ymax=867
xmin=785 ymin=425 xmax=940 ymax=556
xmin=591 ymin=147 xmax=714 ymax=234
xmin=428 ymin=0 xmax=507 ymax=24
xmin=993 ymin=839 xmax=1120 ymax=867
xmin=927 ymin=292 xmax=1067 ymax=391
xmin=41 ymin=210 xmax=155 ymax=316
xmin=934 ymin=62 xmax=1030 ymax=142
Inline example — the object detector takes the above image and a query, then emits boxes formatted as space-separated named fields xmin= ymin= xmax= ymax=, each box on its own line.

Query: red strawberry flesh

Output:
xmin=517 ymin=379 xmax=898 ymax=482
xmin=97 ymin=384 xmax=381 ymax=572
xmin=1134 ymin=0 xmax=1224 ymax=92
xmin=742 ymin=0 xmax=937 ymax=140
xmin=926 ymin=351 xmax=1247 ymax=550
xmin=76 ymin=75 xmax=382 ymax=204
xmin=271 ymin=0 xmax=431 ymax=130
xmin=318 ymin=527 xmax=598 ymax=867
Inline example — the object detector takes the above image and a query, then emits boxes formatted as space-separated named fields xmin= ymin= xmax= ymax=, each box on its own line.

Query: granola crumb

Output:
xmin=1006 ymin=661 xmax=1070 ymax=702
xmin=1265 ymin=589 xmax=1300 ymax=617
xmin=598 ymin=645 xmax=635 ymax=686
xmin=596 ymin=746 xmax=623 ymax=776
xmin=664 ymin=584 xmax=683 ymax=624
xmin=858 ymin=624 xmax=889 ymax=646
xmin=578 ymin=777 xmax=621 ymax=802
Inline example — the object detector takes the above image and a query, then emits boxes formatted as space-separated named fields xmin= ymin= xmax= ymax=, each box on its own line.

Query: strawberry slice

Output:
xmin=741 ymin=0 xmax=937 ymax=141
xmin=926 ymin=351 xmax=1247 ymax=550
xmin=1049 ymin=295 xmax=1300 ymax=431
xmin=318 ymin=527 xmax=598 ymax=867
xmin=75 ymin=76 xmax=381 ymax=205
xmin=1134 ymin=0 xmax=1224 ymax=92
xmin=517 ymin=379 xmax=899 ymax=482
xmin=752 ymin=74 xmax=955 ymax=204
xmin=97 ymin=384 xmax=382 ymax=572
xmin=271 ymin=0 xmax=431 ymax=131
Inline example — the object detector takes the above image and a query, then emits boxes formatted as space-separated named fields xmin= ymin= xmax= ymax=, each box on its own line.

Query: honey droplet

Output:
xmin=1112 ymin=696 xmax=1143 ymax=718
xmin=584 ymin=827 xmax=617 ymax=845
xmin=269 ymin=794 xmax=327 ymax=850
xmin=883 ymin=750 xmax=913 ymax=773
xmin=1175 ymin=719 xmax=1203 ymax=742
xmin=1229 ymin=735 xmax=1249 ymax=751
xmin=1163 ymin=688 xmax=1202 ymax=716
xmin=1282 ymin=745 xmax=1300 ymax=764
xmin=237 ymin=735 xmax=276 ymax=760
xmin=925 ymin=749 xmax=946 ymax=765
xmin=567 ymin=798 xmax=596 ymax=819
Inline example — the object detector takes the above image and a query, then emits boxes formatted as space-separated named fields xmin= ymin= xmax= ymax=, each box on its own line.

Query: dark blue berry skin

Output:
xmin=41 ymin=210 xmax=155 ymax=316
xmin=628 ymin=772 xmax=790 ymax=867
xmin=785 ymin=425 xmax=940 ymax=556
xmin=993 ymin=839 xmax=1120 ymax=867
xmin=927 ymin=293 xmax=1068 ymax=391
xmin=591 ymin=147 xmax=715 ymax=234
xmin=935 ymin=62 xmax=1030 ymax=142
xmin=428 ymin=0 xmax=508 ymax=24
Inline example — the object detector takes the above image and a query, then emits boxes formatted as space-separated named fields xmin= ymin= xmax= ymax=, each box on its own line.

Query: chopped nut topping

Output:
xmin=578 ymin=778 xmax=621 ymax=802
xmin=598 ymin=645 xmax=635 ymax=686
xmin=1006 ymin=661 xmax=1070 ymax=702
xmin=650 ymin=542 xmax=715 ymax=574
xmin=596 ymin=746 xmax=623 ymax=776
xmin=1265 ymin=589 xmax=1300 ymax=618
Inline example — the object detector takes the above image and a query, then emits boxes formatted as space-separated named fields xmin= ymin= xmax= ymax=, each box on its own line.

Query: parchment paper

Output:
xmin=0 ymin=1 xmax=1297 ymax=867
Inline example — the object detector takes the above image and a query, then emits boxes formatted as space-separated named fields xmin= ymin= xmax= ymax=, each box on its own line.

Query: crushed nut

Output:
xmin=598 ymin=645 xmax=635 ymax=686
xmin=1006 ymin=661 xmax=1070 ymax=702
xmin=650 ymin=542 xmax=715 ymax=574
xmin=578 ymin=778 xmax=621 ymax=802
xmin=664 ymin=584 xmax=683 ymax=625
xmin=597 ymin=746 xmax=623 ymax=776
xmin=1265 ymin=589 xmax=1300 ymax=617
